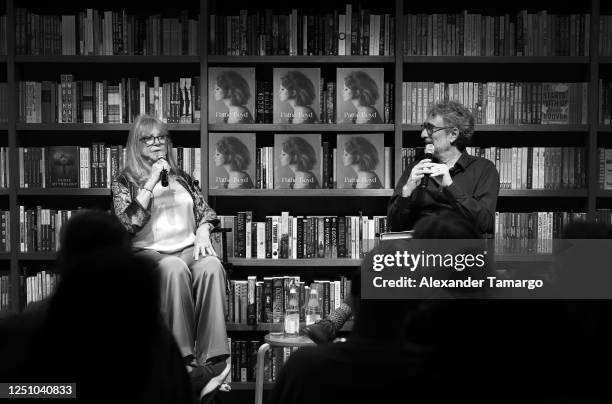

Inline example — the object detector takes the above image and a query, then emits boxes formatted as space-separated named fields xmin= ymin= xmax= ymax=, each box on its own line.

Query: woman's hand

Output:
xmin=194 ymin=224 xmax=217 ymax=260
xmin=145 ymin=159 xmax=170 ymax=190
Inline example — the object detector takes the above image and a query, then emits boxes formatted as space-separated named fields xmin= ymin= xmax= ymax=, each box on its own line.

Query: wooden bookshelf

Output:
xmin=229 ymin=382 xmax=273 ymax=391
xmin=209 ymin=189 xmax=394 ymax=197
xmin=403 ymin=56 xmax=590 ymax=64
xmin=0 ymin=124 xmax=7 ymax=131
xmin=208 ymin=56 xmax=395 ymax=64
xmin=597 ymin=190 xmax=612 ymax=197
xmin=16 ymin=123 xmax=200 ymax=131
xmin=226 ymin=321 xmax=353 ymax=332
xmin=17 ymin=188 xmax=111 ymax=196
xmin=597 ymin=126 xmax=612 ymax=132
xmin=14 ymin=56 xmax=200 ymax=64
xmin=228 ymin=258 xmax=362 ymax=267
xmin=498 ymin=190 xmax=588 ymax=197
xmin=0 ymin=252 xmax=11 ymax=260
xmin=599 ymin=57 xmax=612 ymax=64
xmin=0 ymin=189 xmax=9 ymax=195
xmin=17 ymin=252 xmax=56 ymax=261
xmin=208 ymin=124 xmax=394 ymax=132
xmin=403 ymin=124 xmax=589 ymax=132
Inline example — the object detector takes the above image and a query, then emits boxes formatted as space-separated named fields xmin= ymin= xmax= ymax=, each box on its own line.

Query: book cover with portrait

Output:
xmin=274 ymin=134 xmax=322 ymax=189
xmin=336 ymin=68 xmax=384 ymax=124
xmin=208 ymin=67 xmax=256 ymax=124
xmin=208 ymin=133 xmax=256 ymax=189
xmin=273 ymin=68 xmax=321 ymax=124
xmin=336 ymin=133 xmax=385 ymax=189
xmin=45 ymin=146 xmax=79 ymax=188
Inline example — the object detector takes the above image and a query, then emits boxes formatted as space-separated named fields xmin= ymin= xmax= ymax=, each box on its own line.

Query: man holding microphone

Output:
xmin=304 ymin=100 xmax=500 ymax=344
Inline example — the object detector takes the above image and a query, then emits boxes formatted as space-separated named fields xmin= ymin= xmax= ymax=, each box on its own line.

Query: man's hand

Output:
xmin=401 ymin=159 xmax=431 ymax=197
xmin=194 ymin=224 xmax=217 ymax=260
xmin=422 ymin=163 xmax=453 ymax=187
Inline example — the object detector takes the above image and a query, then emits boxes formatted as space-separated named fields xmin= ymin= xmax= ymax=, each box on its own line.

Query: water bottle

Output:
xmin=284 ymin=284 xmax=300 ymax=337
xmin=305 ymin=287 xmax=322 ymax=326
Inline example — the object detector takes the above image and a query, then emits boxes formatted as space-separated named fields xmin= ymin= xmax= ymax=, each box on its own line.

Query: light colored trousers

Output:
xmin=137 ymin=246 xmax=230 ymax=364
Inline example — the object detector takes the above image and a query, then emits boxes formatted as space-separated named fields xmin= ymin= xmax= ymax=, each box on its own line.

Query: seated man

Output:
xmin=268 ymin=239 xmax=426 ymax=404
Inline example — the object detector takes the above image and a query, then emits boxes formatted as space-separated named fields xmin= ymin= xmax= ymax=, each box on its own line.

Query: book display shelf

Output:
xmin=1 ymin=0 xmax=612 ymax=396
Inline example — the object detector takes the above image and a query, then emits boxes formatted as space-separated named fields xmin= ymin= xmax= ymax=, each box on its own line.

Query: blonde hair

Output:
xmin=122 ymin=115 xmax=179 ymax=186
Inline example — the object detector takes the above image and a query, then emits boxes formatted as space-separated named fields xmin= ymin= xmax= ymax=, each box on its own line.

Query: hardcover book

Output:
xmin=46 ymin=146 xmax=79 ymax=188
xmin=209 ymin=133 xmax=256 ymax=189
xmin=336 ymin=68 xmax=384 ymax=124
xmin=336 ymin=133 xmax=385 ymax=189
xmin=541 ymin=83 xmax=570 ymax=124
xmin=273 ymin=68 xmax=321 ymax=124
xmin=274 ymin=134 xmax=322 ymax=189
xmin=208 ymin=67 xmax=256 ymax=124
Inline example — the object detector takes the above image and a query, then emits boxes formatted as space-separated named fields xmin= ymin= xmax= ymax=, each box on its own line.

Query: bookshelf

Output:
xmin=0 ymin=0 xmax=611 ymax=393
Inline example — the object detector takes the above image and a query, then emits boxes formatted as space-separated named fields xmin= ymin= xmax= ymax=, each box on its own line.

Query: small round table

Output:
xmin=254 ymin=334 xmax=315 ymax=404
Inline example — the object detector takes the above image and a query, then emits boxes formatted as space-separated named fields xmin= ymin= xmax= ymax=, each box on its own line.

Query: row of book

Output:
xmin=210 ymin=133 xmax=391 ymax=190
xmin=19 ymin=75 xmax=201 ymax=124
xmin=0 ymin=16 xmax=6 ymax=56
xmin=228 ymin=338 xmax=293 ymax=383
xmin=209 ymin=67 xmax=388 ymax=125
xmin=0 ymin=211 xmax=9 ymax=252
xmin=227 ymin=276 xmax=352 ymax=325
xmin=403 ymin=12 xmax=590 ymax=57
xmin=19 ymin=145 xmax=201 ymax=189
xmin=209 ymin=6 xmax=395 ymax=56
xmin=0 ymin=83 xmax=7 ymax=123
xmin=15 ymin=9 xmax=199 ymax=56
xmin=597 ymin=148 xmax=612 ymax=190
xmin=598 ymin=80 xmax=612 ymax=125
xmin=402 ymin=147 xmax=587 ymax=190
xmin=0 ymin=147 xmax=9 ymax=188
xmin=494 ymin=211 xmax=587 ymax=254
xmin=402 ymin=82 xmax=589 ymax=125
xmin=213 ymin=213 xmax=387 ymax=260
xmin=0 ymin=273 xmax=9 ymax=312
xmin=247 ymin=80 xmax=393 ymax=124
xmin=17 ymin=207 xmax=78 ymax=253
xmin=21 ymin=270 xmax=60 ymax=308
xmin=599 ymin=16 xmax=612 ymax=56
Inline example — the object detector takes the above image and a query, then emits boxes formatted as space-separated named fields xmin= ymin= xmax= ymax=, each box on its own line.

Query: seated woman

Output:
xmin=111 ymin=114 xmax=230 ymax=398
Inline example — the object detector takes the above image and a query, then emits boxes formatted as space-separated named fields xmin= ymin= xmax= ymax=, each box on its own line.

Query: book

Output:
xmin=336 ymin=67 xmax=384 ymax=124
xmin=45 ymin=146 xmax=79 ymax=188
xmin=274 ymin=134 xmax=322 ymax=189
xmin=208 ymin=67 xmax=255 ymax=124
xmin=336 ymin=133 xmax=385 ymax=189
xmin=209 ymin=133 xmax=256 ymax=189
xmin=273 ymin=68 xmax=320 ymax=124
xmin=541 ymin=83 xmax=570 ymax=124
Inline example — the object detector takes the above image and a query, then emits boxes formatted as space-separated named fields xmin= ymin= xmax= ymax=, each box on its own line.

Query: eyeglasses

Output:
xmin=420 ymin=122 xmax=454 ymax=136
xmin=140 ymin=135 xmax=168 ymax=146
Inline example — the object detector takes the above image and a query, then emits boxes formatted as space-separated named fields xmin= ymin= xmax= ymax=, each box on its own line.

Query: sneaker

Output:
xmin=302 ymin=318 xmax=337 ymax=345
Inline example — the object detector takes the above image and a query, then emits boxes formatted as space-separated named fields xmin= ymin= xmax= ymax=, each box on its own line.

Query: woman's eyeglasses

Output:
xmin=140 ymin=135 xmax=168 ymax=146
xmin=420 ymin=122 xmax=454 ymax=136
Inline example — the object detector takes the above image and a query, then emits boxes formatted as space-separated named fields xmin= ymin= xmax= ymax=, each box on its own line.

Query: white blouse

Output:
xmin=132 ymin=177 xmax=196 ymax=253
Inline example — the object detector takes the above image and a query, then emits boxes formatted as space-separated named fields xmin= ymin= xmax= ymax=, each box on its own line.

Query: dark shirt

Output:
xmin=267 ymin=337 xmax=425 ymax=404
xmin=387 ymin=151 xmax=500 ymax=234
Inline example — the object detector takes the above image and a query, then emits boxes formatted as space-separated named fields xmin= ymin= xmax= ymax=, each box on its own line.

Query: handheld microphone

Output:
xmin=419 ymin=144 xmax=435 ymax=188
xmin=159 ymin=157 xmax=169 ymax=187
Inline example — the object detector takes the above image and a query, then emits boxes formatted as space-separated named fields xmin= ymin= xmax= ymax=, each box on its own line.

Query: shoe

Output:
xmin=302 ymin=319 xmax=337 ymax=345
xmin=188 ymin=360 xmax=231 ymax=399
xmin=200 ymin=362 xmax=231 ymax=399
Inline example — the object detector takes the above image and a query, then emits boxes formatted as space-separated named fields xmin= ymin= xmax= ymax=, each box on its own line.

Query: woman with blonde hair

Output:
xmin=111 ymin=115 xmax=230 ymax=399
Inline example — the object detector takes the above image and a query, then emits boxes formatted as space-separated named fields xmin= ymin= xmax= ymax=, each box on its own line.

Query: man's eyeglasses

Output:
xmin=420 ymin=122 xmax=454 ymax=136
xmin=140 ymin=135 xmax=168 ymax=146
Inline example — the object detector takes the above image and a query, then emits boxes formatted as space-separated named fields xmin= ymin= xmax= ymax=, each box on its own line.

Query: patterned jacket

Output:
xmin=111 ymin=170 xmax=219 ymax=235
